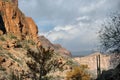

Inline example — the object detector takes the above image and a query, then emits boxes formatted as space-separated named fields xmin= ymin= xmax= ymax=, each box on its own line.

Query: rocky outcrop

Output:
xmin=39 ymin=36 xmax=71 ymax=56
xmin=25 ymin=17 xmax=38 ymax=41
xmin=0 ymin=0 xmax=38 ymax=41
xmin=73 ymin=52 xmax=111 ymax=78
xmin=73 ymin=52 xmax=120 ymax=78
xmin=74 ymin=52 xmax=111 ymax=70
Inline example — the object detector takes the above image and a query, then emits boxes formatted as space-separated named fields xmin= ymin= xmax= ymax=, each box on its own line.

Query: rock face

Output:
xmin=25 ymin=17 xmax=38 ymax=40
xmin=73 ymin=52 xmax=120 ymax=78
xmin=39 ymin=36 xmax=71 ymax=56
xmin=74 ymin=52 xmax=111 ymax=78
xmin=0 ymin=0 xmax=38 ymax=41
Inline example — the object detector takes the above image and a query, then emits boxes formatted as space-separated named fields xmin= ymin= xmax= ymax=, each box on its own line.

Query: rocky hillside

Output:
xmin=0 ymin=0 xmax=74 ymax=80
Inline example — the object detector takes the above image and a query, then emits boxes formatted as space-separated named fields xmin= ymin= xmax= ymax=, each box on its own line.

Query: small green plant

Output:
xmin=9 ymin=34 xmax=17 ymax=39
xmin=0 ymin=36 xmax=6 ymax=41
xmin=0 ymin=45 xmax=3 ymax=50
xmin=0 ymin=66 xmax=6 ymax=71
xmin=27 ymin=39 xmax=35 ymax=45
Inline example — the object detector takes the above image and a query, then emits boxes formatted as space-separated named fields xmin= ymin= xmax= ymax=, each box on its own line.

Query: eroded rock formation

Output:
xmin=0 ymin=0 xmax=38 ymax=41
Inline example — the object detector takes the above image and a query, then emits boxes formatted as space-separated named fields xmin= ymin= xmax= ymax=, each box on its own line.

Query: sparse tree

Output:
xmin=27 ymin=46 xmax=60 ymax=80
xmin=99 ymin=14 xmax=120 ymax=53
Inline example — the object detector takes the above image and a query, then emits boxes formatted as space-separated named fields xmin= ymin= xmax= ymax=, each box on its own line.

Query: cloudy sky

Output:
xmin=19 ymin=0 xmax=120 ymax=55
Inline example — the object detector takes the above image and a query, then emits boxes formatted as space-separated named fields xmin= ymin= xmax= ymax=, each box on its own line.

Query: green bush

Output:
xmin=27 ymin=39 xmax=35 ymax=45
xmin=0 ymin=36 xmax=6 ymax=41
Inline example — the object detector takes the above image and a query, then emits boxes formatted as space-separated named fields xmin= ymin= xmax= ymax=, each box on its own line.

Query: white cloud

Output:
xmin=41 ymin=25 xmax=79 ymax=41
xmin=19 ymin=0 xmax=120 ymax=54
xmin=54 ymin=25 xmax=73 ymax=31
xmin=76 ymin=16 xmax=89 ymax=21
xmin=40 ymin=19 xmax=102 ymax=53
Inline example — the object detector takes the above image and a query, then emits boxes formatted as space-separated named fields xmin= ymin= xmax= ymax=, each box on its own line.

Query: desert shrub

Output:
xmin=27 ymin=39 xmax=35 ymax=45
xmin=0 ymin=45 xmax=3 ymax=50
xmin=9 ymin=33 xmax=17 ymax=39
xmin=0 ymin=66 xmax=6 ymax=71
xmin=66 ymin=65 xmax=90 ymax=80
xmin=21 ymin=40 xmax=30 ymax=50
xmin=9 ymin=71 xmax=23 ymax=80
xmin=5 ymin=52 xmax=22 ymax=64
xmin=27 ymin=46 xmax=60 ymax=79
xmin=15 ymin=40 xmax=22 ymax=48
xmin=21 ymin=39 xmax=35 ymax=50
xmin=23 ymin=44 xmax=30 ymax=50
xmin=0 ymin=36 xmax=5 ymax=41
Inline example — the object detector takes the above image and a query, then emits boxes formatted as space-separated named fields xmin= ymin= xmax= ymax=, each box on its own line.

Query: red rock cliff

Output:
xmin=0 ymin=0 xmax=38 ymax=41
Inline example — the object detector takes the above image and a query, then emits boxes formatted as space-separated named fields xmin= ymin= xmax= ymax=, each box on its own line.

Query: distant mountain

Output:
xmin=39 ymin=36 xmax=71 ymax=56
xmin=71 ymin=50 xmax=96 ymax=57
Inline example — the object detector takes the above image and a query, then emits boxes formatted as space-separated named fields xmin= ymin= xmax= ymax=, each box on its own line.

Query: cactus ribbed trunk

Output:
xmin=96 ymin=55 xmax=101 ymax=79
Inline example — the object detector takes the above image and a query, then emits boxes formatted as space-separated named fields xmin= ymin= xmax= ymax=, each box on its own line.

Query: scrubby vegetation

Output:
xmin=66 ymin=65 xmax=91 ymax=80
xmin=27 ymin=46 xmax=62 ymax=79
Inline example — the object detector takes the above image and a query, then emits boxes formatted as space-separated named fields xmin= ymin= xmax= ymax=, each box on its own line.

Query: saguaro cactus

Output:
xmin=96 ymin=54 xmax=101 ymax=79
